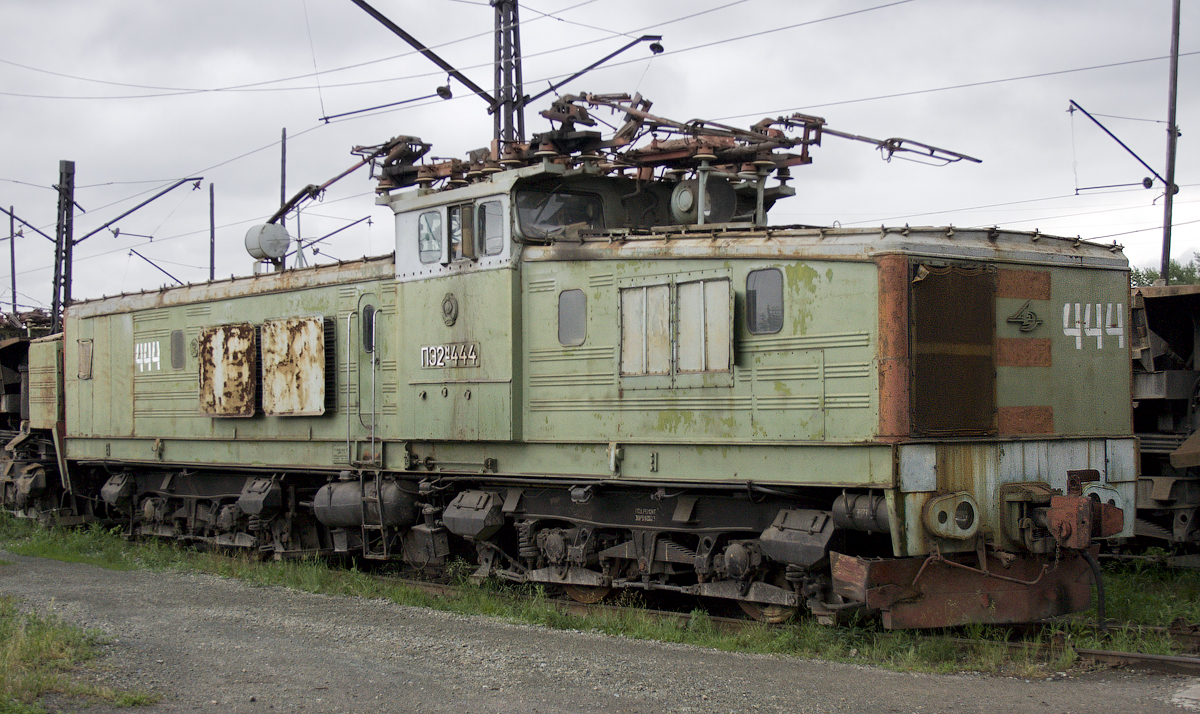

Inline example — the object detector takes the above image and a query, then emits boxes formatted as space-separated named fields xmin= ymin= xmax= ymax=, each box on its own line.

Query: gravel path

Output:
xmin=0 ymin=551 xmax=1195 ymax=714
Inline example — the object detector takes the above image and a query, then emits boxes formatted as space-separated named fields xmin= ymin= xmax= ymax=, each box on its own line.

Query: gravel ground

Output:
xmin=0 ymin=551 xmax=1196 ymax=714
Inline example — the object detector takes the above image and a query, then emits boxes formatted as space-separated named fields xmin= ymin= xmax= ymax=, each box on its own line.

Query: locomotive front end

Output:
xmin=830 ymin=241 xmax=1134 ymax=628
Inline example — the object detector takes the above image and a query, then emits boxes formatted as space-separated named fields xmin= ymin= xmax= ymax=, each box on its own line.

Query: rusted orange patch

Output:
xmin=999 ymin=406 xmax=1054 ymax=434
xmin=997 ymin=269 xmax=1051 ymax=300
xmin=996 ymin=338 xmax=1052 ymax=367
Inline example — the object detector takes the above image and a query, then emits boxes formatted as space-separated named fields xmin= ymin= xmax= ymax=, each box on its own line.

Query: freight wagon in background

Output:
xmin=2 ymin=94 xmax=1132 ymax=629
xmin=1130 ymin=284 xmax=1200 ymax=555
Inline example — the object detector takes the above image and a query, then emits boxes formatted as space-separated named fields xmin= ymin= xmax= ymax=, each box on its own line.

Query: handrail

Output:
xmin=344 ymin=311 xmax=356 ymax=464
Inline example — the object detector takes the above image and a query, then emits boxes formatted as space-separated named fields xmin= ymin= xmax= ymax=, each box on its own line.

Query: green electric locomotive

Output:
xmin=5 ymin=95 xmax=1131 ymax=628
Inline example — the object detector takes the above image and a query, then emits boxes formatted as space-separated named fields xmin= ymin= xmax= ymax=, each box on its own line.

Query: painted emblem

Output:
xmin=1006 ymin=300 xmax=1043 ymax=332
xmin=442 ymin=292 xmax=459 ymax=326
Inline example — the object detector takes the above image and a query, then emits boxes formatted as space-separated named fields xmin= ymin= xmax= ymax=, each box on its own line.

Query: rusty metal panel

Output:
xmin=996 ymin=337 xmax=1051 ymax=368
xmin=997 ymin=268 xmax=1051 ymax=300
xmin=28 ymin=336 xmax=62 ymax=430
xmin=831 ymin=550 xmax=1094 ymax=629
xmin=877 ymin=255 xmax=910 ymax=440
xmin=998 ymin=405 xmax=1054 ymax=434
xmin=910 ymin=263 xmax=997 ymax=436
xmin=261 ymin=317 xmax=326 ymax=416
xmin=198 ymin=323 xmax=256 ymax=417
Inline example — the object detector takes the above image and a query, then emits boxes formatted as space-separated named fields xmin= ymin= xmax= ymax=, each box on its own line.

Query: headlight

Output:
xmin=922 ymin=492 xmax=980 ymax=541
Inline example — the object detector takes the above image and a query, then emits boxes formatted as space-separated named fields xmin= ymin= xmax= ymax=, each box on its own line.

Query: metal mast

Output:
xmin=7 ymin=206 xmax=14 ymax=314
xmin=493 ymin=0 xmax=525 ymax=146
xmin=349 ymin=0 xmax=656 ymax=153
xmin=1160 ymin=0 xmax=1182 ymax=284
xmin=52 ymin=160 xmax=75 ymax=333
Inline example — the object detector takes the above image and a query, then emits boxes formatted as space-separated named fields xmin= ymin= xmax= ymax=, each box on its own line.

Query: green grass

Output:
xmin=1 ymin=513 xmax=1196 ymax=678
xmin=0 ymin=596 xmax=156 ymax=713
xmin=3 ymin=521 xmax=136 ymax=571
xmin=1094 ymin=555 xmax=1200 ymax=626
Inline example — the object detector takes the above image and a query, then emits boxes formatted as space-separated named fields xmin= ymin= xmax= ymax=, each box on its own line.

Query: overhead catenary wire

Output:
xmin=0 ymin=0 xmax=877 ymax=101
xmin=0 ymin=0 xmax=608 ymax=98
xmin=1092 ymin=217 xmax=1200 ymax=240
xmin=301 ymin=0 xmax=329 ymax=118
xmin=11 ymin=190 xmax=383 ymax=282
xmin=14 ymin=77 xmax=1189 ymax=261
xmin=712 ymin=50 xmax=1200 ymax=122
xmin=7 ymin=2 xmax=1190 ymax=298
xmin=1091 ymin=112 xmax=1168 ymax=125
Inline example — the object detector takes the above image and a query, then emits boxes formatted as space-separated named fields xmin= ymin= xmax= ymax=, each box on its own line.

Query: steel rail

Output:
xmin=373 ymin=572 xmax=1200 ymax=673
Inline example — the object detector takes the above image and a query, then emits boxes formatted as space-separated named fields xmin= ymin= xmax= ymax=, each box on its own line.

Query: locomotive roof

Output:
xmin=66 ymin=253 xmax=395 ymax=319
xmin=66 ymin=223 xmax=1125 ymax=323
xmin=521 ymin=224 xmax=1128 ymax=270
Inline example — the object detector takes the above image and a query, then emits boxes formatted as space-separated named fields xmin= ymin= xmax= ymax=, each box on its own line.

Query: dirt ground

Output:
xmin=1 ymin=551 xmax=1197 ymax=714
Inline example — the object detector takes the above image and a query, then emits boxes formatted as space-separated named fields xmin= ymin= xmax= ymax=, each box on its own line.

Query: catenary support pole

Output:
xmin=209 ymin=183 xmax=215 ymax=281
xmin=7 ymin=207 xmax=14 ymax=314
xmin=281 ymin=128 xmax=287 ymax=270
xmin=1161 ymin=0 xmax=1181 ymax=284
xmin=52 ymin=160 xmax=75 ymax=334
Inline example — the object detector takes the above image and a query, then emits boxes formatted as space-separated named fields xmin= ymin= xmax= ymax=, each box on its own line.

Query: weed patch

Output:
xmin=0 ymin=597 xmax=155 ymax=713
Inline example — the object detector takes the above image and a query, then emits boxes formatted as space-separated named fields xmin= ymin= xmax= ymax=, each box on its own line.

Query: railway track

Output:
xmin=378 ymin=572 xmax=1200 ymax=675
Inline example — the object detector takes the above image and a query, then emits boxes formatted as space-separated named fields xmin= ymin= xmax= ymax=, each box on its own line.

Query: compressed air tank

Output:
xmin=312 ymin=480 xmax=418 ymax=528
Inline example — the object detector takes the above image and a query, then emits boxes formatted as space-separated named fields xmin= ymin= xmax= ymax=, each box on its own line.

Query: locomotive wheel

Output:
xmin=737 ymin=570 xmax=798 ymax=624
xmin=563 ymin=584 xmax=612 ymax=604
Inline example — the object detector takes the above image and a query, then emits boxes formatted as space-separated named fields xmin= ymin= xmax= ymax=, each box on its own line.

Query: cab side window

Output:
xmin=478 ymin=201 xmax=504 ymax=256
xmin=558 ymin=289 xmax=586 ymax=346
xmin=746 ymin=269 xmax=784 ymax=334
xmin=418 ymin=211 xmax=442 ymax=264
xmin=449 ymin=204 xmax=475 ymax=260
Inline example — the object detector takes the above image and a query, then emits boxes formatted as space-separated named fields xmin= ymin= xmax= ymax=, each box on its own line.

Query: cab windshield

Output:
xmin=515 ymin=190 xmax=604 ymax=240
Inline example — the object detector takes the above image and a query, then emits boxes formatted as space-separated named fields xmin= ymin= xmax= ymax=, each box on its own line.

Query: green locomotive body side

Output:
xmin=63 ymin=257 xmax=396 ymax=469
xmin=36 ymin=157 xmax=1135 ymax=628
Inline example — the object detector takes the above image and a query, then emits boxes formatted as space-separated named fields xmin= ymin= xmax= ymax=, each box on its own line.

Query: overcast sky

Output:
xmin=2 ymin=0 xmax=1195 ymax=311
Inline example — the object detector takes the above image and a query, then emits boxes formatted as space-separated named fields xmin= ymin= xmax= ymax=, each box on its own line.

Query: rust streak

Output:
xmin=877 ymin=255 xmax=910 ymax=440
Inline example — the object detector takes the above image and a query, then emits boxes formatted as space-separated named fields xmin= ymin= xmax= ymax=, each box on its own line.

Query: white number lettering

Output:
xmin=1063 ymin=302 xmax=1124 ymax=350
xmin=419 ymin=343 xmax=480 ymax=368
xmin=1063 ymin=303 xmax=1083 ymax=349
xmin=135 ymin=341 xmax=161 ymax=372
xmin=1105 ymin=303 xmax=1125 ymax=348
xmin=1083 ymin=302 xmax=1103 ymax=348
